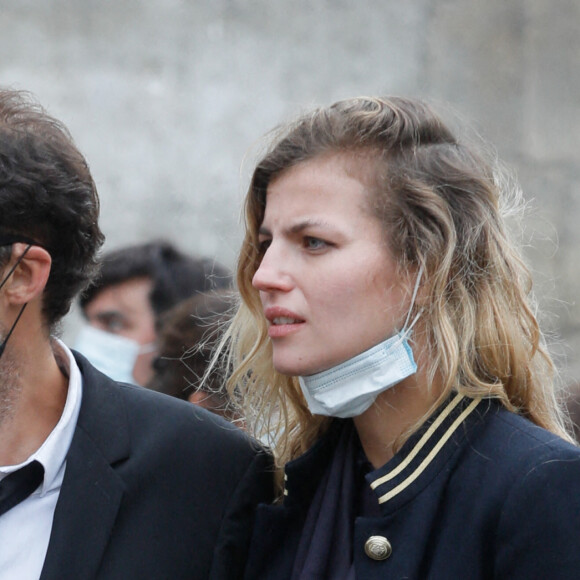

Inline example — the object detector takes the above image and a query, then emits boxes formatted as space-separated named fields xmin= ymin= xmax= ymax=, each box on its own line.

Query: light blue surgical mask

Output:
xmin=298 ymin=266 xmax=423 ymax=418
xmin=74 ymin=325 xmax=145 ymax=385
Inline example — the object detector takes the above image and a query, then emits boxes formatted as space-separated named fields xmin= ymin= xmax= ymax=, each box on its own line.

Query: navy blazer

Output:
xmin=38 ymin=352 xmax=274 ymax=580
xmin=245 ymin=394 xmax=580 ymax=579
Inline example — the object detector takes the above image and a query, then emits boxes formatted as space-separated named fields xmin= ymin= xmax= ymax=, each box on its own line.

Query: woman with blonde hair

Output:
xmin=217 ymin=96 xmax=580 ymax=578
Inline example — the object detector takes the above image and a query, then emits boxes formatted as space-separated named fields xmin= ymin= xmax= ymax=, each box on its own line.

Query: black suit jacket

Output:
xmin=38 ymin=353 xmax=274 ymax=580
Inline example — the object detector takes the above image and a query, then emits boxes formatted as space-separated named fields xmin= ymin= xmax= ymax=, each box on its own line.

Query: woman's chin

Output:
xmin=273 ymin=358 xmax=311 ymax=377
xmin=273 ymin=358 xmax=330 ymax=378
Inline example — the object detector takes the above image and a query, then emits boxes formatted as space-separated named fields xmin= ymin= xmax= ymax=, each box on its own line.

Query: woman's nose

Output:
xmin=252 ymin=246 xmax=293 ymax=292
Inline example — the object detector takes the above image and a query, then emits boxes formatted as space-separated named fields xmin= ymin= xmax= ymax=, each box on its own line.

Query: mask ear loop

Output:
xmin=0 ymin=244 xmax=33 ymax=292
xmin=400 ymin=264 xmax=424 ymax=339
xmin=0 ymin=244 xmax=33 ymax=359
xmin=0 ymin=303 xmax=27 ymax=358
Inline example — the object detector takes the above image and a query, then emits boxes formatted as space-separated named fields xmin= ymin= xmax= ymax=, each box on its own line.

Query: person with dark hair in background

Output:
xmin=147 ymin=291 xmax=242 ymax=424
xmin=213 ymin=96 xmax=580 ymax=579
xmin=76 ymin=240 xmax=231 ymax=386
xmin=0 ymin=88 xmax=273 ymax=580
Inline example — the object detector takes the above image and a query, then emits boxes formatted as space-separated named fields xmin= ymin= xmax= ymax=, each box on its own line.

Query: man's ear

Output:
xmin=2 ymin=243 xmax=52 ymax=305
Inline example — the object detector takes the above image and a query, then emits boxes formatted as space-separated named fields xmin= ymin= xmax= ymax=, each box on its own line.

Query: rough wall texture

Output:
xmin=1 ymin=0 xmax=579 ymax=382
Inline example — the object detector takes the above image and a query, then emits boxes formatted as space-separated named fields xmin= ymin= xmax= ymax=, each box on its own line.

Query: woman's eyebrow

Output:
xmin=258 ymin=219 xmax=333 ymax=237
xmin=288 ymin=219 xmax=331 ymax=234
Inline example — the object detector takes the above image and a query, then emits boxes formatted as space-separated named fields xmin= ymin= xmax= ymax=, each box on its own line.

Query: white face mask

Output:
xmin=298 ymin=266 xmax=423 ymax=419
xmin=74 ymin=325 xmax=142 ymax=385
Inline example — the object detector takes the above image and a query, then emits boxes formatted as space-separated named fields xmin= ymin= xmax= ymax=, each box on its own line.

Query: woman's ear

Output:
xmin=1 ymin=243 xmax=52 ymax=305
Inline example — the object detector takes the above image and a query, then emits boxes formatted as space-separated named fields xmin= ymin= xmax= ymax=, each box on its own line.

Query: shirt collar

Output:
xmin=0 ymin=338 xmax=83 ymax=496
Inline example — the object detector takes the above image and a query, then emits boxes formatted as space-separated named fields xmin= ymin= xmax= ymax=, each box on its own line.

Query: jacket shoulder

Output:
xmin=75 ymin=349 xmax=266 ymax=466
xmin=476 ymin=403 xmax=579 ymax=462
xmin=473 ymin=406 xmax=580 ymax=578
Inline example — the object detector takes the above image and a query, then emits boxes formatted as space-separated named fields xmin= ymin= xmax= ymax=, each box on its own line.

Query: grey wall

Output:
xmin=1 ymin=0 xmax=579 ymax=382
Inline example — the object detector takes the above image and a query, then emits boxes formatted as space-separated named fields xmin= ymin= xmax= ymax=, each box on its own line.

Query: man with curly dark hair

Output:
xmin=0 ymin=89 xmax=273 ymax=579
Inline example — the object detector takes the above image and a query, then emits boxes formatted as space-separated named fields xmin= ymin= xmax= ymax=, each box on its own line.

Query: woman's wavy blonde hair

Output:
xmin=211 ymin=96 xmax=573 ymax=475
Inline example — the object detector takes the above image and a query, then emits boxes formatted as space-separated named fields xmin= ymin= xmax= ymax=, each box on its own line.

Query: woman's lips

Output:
xmin=268 ymin=319 xmax=304 ymax=338
xmin=264 ymin=307 xmax=305 ymax=338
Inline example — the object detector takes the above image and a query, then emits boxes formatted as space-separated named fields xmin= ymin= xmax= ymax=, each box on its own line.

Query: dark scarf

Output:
xmin=291 ymin=422 xmax=379 ymax=579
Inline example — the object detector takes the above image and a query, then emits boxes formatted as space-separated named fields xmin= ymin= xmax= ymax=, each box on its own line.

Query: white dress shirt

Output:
xmin=0 ymin=339 xmax=83 ymax=580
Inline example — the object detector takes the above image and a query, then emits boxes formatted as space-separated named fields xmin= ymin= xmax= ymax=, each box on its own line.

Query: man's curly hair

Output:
xmin=0 ymin=89 xmax=104 ymax=326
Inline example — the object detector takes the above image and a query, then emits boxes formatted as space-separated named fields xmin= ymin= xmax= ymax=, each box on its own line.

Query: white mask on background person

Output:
xmin=74 ymin=324 xmax=142 ymax=385
xmin=298 ymin=266 xmax=424 ymax=419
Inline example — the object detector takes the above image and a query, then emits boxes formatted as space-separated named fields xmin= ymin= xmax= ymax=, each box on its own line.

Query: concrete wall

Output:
xmin=1 ymin=0 xmax=579 ymax=381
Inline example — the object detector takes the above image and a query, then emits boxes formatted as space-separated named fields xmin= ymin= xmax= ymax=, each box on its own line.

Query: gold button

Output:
xmin=364 ymin=536 xmax=392 ymax=561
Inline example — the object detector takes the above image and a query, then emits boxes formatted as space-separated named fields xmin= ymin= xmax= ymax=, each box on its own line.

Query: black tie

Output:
xmin=0 ymin=460 xmax=44 ymax=517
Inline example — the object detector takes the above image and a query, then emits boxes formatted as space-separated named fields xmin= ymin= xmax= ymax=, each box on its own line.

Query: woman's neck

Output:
xmin=353 ymin=369 xmax=442 ymax=469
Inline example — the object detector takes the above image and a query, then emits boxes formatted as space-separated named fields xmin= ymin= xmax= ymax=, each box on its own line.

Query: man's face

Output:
xmin=83 ymin=277 xmax=157 ymax=385
xmin=0 ymin=328 xmax=20 ymax=427
xmin=0 ymin=259 xmax=22 ymax=426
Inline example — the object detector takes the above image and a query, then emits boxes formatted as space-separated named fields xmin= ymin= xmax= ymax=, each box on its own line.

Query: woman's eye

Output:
xmin=304 ymin=237 xmax=327 ymax=250
xmin=257 ymin=238 xmax=271 ymax=254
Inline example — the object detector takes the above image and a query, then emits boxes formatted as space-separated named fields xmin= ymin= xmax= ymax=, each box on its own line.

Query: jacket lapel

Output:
xmin=40 ymin=354 xmax=130 ymax=580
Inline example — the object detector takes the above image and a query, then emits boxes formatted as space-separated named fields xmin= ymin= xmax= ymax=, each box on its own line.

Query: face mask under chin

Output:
xmin=298 ymin=266 xmax=424 ymax=419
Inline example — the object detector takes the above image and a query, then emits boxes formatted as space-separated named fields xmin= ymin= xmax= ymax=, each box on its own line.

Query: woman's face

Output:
xmin=252 ymin=153 xmax=410 ymax=376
